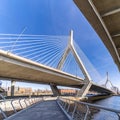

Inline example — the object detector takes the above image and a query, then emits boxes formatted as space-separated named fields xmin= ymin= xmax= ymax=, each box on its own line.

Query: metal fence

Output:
xmin=57 ymin=97 xmax=120 ymax=120
xmin=0 ymin=94 xmax=44 ymax=119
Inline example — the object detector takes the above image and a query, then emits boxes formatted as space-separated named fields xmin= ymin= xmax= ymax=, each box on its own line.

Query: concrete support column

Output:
xmin=50 ymin=84 xmax=60 ymax=96
xmin=11 ymin=80 xmax=16 ymax=97
xmin=77 ymin=81 xmax=92 ymax=98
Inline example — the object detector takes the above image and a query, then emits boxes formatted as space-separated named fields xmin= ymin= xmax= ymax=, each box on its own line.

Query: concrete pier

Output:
xmin=11 ymin=80 xmax=16 ymax=97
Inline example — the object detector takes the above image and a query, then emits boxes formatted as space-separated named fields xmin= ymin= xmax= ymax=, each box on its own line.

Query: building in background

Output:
xmin=6 ymin=87 xmax=52 ymax=96
xmin=7 ymin=87 xmax=32 ymax=96
xmin=59 ymin=89 xmax=78 ymax=95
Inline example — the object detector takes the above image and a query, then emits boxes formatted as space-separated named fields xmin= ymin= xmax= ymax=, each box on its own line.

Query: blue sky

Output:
xmin=0 ymin=0 xmax=119 ymax=89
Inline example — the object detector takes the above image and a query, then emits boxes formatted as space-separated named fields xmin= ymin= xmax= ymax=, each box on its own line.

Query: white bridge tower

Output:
xmin=57 ymin=30 xmax=92 ymax=98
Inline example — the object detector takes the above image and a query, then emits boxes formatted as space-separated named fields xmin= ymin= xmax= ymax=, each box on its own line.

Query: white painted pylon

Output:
xmin=57 ymin=30 xmax=92 ymax=97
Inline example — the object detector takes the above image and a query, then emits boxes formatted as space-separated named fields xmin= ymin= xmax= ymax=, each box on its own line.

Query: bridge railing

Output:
xmin=57 ymin=97 xmax=120 ymax=120
xmin=0 ymin=95 xmax=44 ymax=119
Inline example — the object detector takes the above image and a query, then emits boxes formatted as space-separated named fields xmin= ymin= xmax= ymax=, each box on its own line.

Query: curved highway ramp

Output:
xmin=0 ymin=50 xmax=114 ymax=94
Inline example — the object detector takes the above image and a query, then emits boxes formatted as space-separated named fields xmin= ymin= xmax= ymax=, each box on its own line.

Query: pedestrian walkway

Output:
xmin=5 ymin=100 xmax=68 ymax=120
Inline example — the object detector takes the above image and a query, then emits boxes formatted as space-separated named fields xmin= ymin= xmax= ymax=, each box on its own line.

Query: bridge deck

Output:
xmin=6 ymin=100 xmax=68 ymax=120
xmin=0 ymin=50 xmax=114 ymax=94
xmin=0 ymin=49 xmax=83 ymax=86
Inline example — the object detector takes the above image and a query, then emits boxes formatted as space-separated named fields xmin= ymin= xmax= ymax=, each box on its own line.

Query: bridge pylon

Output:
xmin=57 ymin=30 xmax=92 ymax=98
xmin=104 ymin=72 xmax=117 ymax=95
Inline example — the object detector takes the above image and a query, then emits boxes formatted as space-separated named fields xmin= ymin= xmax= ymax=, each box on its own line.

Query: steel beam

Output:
xmin=101 ymin=8 xmax=120 ymax=17
xmin=112 ymin=33 xmax=120 ymax=37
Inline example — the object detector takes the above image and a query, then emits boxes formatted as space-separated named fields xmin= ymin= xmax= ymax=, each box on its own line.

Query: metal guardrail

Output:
xmin=57 ymin=97 xmax=120 ymax=120
xmin=0 ymin=95 xmax=44 ymax=119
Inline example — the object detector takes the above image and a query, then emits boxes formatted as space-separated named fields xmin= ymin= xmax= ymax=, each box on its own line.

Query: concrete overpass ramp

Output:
xmin=0 ymin=50 xmax=113 ymax=94
xmin=0 ymin=50 xmax=84 ymax=86
xmin=74 ymin=0 xmax=120 ymax=71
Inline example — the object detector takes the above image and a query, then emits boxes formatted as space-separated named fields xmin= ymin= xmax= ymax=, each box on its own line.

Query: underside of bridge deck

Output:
xmin=74 ymin=0 xmax=120 ymax=71
xmin=0 ymin=50 xmax=83 ymax=86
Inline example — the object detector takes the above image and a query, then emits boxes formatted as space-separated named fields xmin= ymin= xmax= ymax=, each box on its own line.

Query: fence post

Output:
xmin=11 ymin=100 xmax=17 ymax=113
xmin=72 ymin=103 xmax=77 ymax=119
xmin=84 ymin=105 xmax=89 ymax=120
xmin=19 ymin=98 xmax=23 ymax=109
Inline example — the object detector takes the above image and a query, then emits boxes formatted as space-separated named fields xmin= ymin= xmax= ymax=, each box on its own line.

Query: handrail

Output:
xmin=0 ymin=95 xmax=44 ymax=119
xmin=57 ymin=97 xmax=120 ymax=120
xmin=59 ymin=97 xmax=120 ymax=113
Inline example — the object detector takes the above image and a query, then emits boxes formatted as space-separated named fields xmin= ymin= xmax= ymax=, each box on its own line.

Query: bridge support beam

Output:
xmin=50 ymin=84 xmax=60 ymax=96
xmin=77 ymin=81 xmax=92 ymax=98
xmin=11 ymin=80 xmax=16 ymax=97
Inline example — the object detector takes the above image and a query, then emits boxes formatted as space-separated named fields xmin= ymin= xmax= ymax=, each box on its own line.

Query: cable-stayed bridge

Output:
xmin=0 ymin=30 xmax=117 ymax=97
